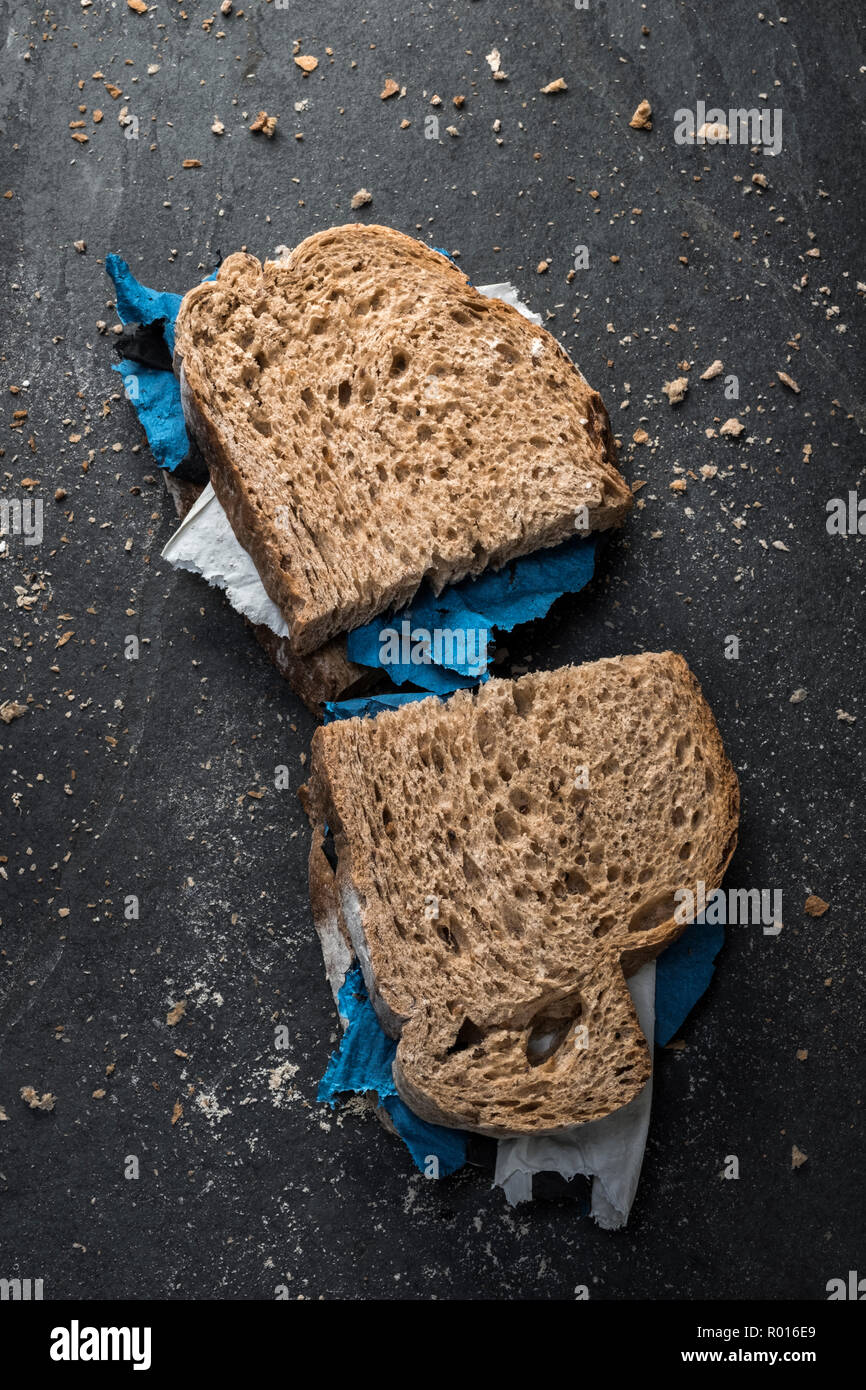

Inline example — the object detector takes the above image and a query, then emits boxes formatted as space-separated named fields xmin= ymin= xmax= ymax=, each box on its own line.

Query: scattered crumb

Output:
xmin=171 ymin=1100 xmax=183 ymax=1125
xmin=540 ymin=78 xmax=568 ymax=95
xmin=182 ymin=159 xmax=202 ymax=169
xmin=632 ymin=428 xmax=649 ymax=445
xmin=836 ymin=708 xmax=856 ymax=723
xmin=701 ymin=359 xmax=724 ymax=380
xmin=20 ymin=1086 xmax=55 ymax=1112
xmin=0 ymin=700 xmax=28 ymax=723
xmin=796 ymin=1049 xmax=808 ymax=1062
xmin=628 ymin=99 xmax=652 ymax=130
xmin=536 ymin=260 xmax=549 ymax=274
xmin=789 ymin=688 xmax=807 ymax=703
xmin=380 ymin=78 xmax=399 ymax=100
xmin=791 ymin=1145 xmax=808 ymax=1170
xmin=351 ymin=188 xmax=372 ymax=209
xmin=249 ymin=111 xmax=277 ymax=138
xmin=166 ymin=1000 xmax=187 ymax=1026
xmin=719 ymin=417 xmax=745 ymax=437
xmin=804 ymin=895 xmax=829 ymax=918
xmin=294 ymin=55 xmax=318 ymax=74
xmin=211 ymin=118 xmax=225 ymax=135
xmin=777 ymin=370 xmax=800 ymax=393
xmin=127 ymin=0 xmax=148 ymax=13
xmin=696 ymin=121 xmax=729 ymax=141
xmin=485 ymin=48 xmax=502 ymax=74
xmin=662 ymin=376 xmax=689 ymax=405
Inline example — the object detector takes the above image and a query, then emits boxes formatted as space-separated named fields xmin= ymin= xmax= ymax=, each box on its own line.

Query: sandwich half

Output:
xmin=172 ymin=225 xmax=632 ymax=703
xmin=302 ymin=653 xmax=739 ymax=1137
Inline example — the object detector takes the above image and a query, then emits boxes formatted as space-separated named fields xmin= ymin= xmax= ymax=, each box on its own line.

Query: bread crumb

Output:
xmin=700 ymin=359 xmax=724 ymax=380
xmin=776 ymin=370 xmax=800 ymax=393
xmin=249 ymin=111 xmax=277 ymax=138
xmin=632 ymin=428 xmax=649 ymax=444
xmin=662 ymin=376 xmax=689 ymax=405
xmin=804 ymin=895 xmax=829 ymax=917
xmin=789 ymin=688 xmax=807 ymax=703
xmin=182 ymin=158 xmax=202 ymax=168
xmin=791 ymin=1144 xmax=808 ymax=1169
xmin=351 ymin=188 xmax=372 ymax=209
xmin=697 ymin=121 xmax=729 ymax=141
xmin=380 ymin=78 xmax=399 ymax=100
xmin=540 ymin=78 xmax=568 ymax=94
xmin=669 ymin=478 xmax=688 ymax=493
xmin=836 ymin=708 xmax=856 ymax=723
xmin=536 ymin=260 xmax=549 ymax=274
xmin=445 ymin=125 xmax=460 ymax=137
xmin=720 ymin=417 xmax=744 ymax=437
xmin=0 ymin=700 xmax=28 ymax=723
xmin=20 ymin=1086 xmax=55 ymax=1111
xmin=127 ymin=0 xmax=148 ymax=12
xmin=294 ymin=55 xmax=318 ymax=73
xmin=211 ymin=117 xmax=225 ymax=135
xmin=796 ymin=1049 xmax=808 ymax=1061
xmin=485 ymin=48 xmax=502 ymax=73
xmin=171 ymin=1100 xmax=183 ymax=1125
xmin=628 ymin=99 xmax=652 ymax=130
xmin=752 ymin=172 xmax=769 ymax=188
xmin=166 ymin=1000 xmax=187 ymax=1026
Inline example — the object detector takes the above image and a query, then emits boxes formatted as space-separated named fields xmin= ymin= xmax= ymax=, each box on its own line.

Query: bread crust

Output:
xmin=174 ymin=226 xmax=633 ymax=656
xmin=304 ymin=653 xmax=739 ymax=1138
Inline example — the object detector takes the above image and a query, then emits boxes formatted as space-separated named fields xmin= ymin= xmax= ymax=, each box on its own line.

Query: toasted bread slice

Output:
xmin=174 ymin=225 xmax=632 ymax=656
xmin=303 ymin=653 xmax=739 ymax=1137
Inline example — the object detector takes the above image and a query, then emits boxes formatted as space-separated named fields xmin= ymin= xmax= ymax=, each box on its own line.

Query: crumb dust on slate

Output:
xmin=0 ymin=0 xmax=863 ymax=1299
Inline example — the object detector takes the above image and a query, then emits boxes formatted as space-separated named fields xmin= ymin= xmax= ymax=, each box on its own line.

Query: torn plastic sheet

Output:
xmin=318 ymin=965 xmax=468 ymax=1178
xmin=346 ymin=536 xmax=596 ymax=690
xmin=106 ymin=255 xmax=216 ymax=472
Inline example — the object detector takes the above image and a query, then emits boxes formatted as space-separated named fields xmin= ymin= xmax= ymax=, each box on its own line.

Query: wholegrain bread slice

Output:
xmin=174 ymin=225 xmax=632 ymax=657
xmin=303 ymin=652 xmax=739 ymax=1137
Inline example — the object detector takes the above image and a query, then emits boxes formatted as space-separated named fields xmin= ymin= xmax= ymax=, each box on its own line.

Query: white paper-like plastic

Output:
xmin=161 ymin=481 xmax=289 ymax=638
xmin=493 ymin=963 xmax=656 ymax=1226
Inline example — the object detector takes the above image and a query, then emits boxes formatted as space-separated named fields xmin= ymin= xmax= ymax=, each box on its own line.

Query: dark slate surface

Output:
xmin=0 ymin=0 xmax=863 ymax=1301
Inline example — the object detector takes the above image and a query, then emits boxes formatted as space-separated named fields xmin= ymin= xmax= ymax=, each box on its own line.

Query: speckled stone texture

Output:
xmin=0 ymin=0 xmax=863 ymax=1300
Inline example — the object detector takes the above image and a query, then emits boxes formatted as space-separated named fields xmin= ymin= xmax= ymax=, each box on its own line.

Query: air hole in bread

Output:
xmin=493 ymin=809 xmax=520 ymax=841
xmin=672 ymin=805 xmax=686 ymax=828
xmin=629 ymin=891 xmax=678 ymax=934
xmin=675 ymin=731 xmax=692 ymax=764
xmin=321 ymin=826 xmax=338 ymax=874
xmin=526 ymin=995 xmax=582 ymax=1067
xmin=564 ymin=870 xmax=589 ymax=896
xmin=446 ymin=1017 xmax=485 ymax=1055
xmin=437 ymin=922 xmax=460 ymax=951
xmin=390 ymin=350 xmax=409 ymax=377
xmin=594 ymin=912 xmax=617 ymax=938
xmin=678 ymin=841 xmax=693 ymax=861
xmin=338 ymin=380 xmax=352 ymax=407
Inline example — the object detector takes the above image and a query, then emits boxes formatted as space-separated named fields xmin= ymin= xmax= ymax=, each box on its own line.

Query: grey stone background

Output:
xmin=0 ymin=0 xmax=863 ymax=1299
